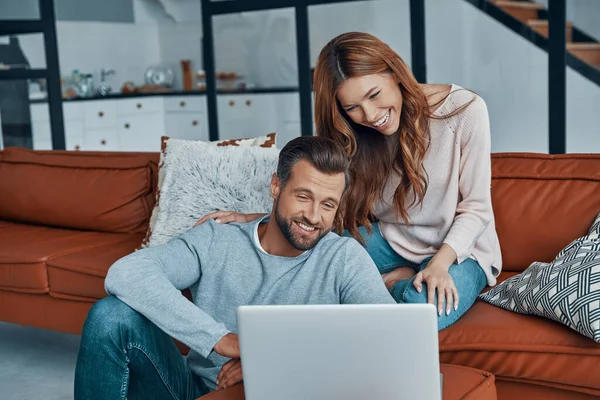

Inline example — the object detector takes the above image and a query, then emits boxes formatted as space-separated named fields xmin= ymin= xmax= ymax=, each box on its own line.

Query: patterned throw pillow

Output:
xmin=141 ymin=137 xmax=279 ymax=248
xmin=480 ymin=212 xmax=600 ymax=343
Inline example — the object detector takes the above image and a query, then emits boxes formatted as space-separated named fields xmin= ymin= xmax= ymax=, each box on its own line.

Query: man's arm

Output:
xmin=340 ymin=240 xmax=397 ymax=304
xmin=105 ymin=221 xmax=230 ymax=358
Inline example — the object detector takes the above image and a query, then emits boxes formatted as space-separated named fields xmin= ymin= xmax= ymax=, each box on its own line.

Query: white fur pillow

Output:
xmin=143 ymin=138 xmax=279 ymax=247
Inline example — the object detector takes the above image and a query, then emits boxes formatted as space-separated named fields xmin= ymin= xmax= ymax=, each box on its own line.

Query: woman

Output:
xmin=198 ymin=32 xmax=502 ymax=330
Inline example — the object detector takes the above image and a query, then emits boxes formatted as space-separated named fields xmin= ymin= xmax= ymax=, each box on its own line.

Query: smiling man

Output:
xmin=73 ymin=136 xmax=395 ymax=400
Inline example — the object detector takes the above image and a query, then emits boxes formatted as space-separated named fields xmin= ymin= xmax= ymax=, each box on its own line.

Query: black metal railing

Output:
xmin=0 ymin=0 xmax=65 ymax=150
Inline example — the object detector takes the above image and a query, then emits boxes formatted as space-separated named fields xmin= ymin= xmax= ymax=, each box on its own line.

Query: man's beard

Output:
xmin=274 ymin=199 xmax=330 ymax=251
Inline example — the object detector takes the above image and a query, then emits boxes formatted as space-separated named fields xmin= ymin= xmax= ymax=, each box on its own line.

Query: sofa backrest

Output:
xmin=0 ymin=148 xmax=159 ymax=234
xmin=491 ymin=153 xmax=600 ymax=272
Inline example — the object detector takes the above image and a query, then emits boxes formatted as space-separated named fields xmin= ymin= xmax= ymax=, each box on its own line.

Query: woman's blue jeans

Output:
xmin=74 ymin=295 xmax=210 ymax=400
xmin=345 ymin=223 xmax=487 ymax=330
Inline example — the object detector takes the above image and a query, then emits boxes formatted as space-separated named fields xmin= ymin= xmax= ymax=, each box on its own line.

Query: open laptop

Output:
xmin=237 ymin=304 xmax=442 ymax=400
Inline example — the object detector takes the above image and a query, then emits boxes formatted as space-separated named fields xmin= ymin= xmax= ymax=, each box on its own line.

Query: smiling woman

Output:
xmin=313 ymin=32 xmax=502 ymax=330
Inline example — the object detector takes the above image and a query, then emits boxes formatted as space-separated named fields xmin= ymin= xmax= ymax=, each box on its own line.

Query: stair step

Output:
xmin=527 ymin=19 xmax=573 ymax=42
xmin=491 ymin=0 xmax=545 ymax=23
xmin=491 ymin=0 xmax=545 ymax=9
xmin=567 ymin=43 xmax=600 ymax=68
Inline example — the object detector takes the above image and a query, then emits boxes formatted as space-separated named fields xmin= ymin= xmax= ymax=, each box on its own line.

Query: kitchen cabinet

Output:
xmin=83 ymin=128 xmax=121 ymax=151
xmin=118 ymin=114 xmax=165 ymax=152
xmin=83 ymin=101 xmax=117 ymax=130
xmin=30 ymin=111 xmax=84 ymax=151
xmin=117 ymin=98 xmax=164 ymax=116
xmin=164 ymin=96 xmax=208 ymax=141
xmin=31 ymin=97 xmax=165 ymax=152
xmin=28 ymin=92 xmax=303 ymax=152
xmin=217 ymin=93 xmax=301 ymax=145
xmin=165 ymin=113 xmax=208 ymax=141
xmin=164 ymin=97 xmax=205 ymax=113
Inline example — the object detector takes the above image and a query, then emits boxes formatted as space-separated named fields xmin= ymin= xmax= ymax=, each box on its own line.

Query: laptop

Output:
xmin=237 ymin=304 xmax=442 ymax=400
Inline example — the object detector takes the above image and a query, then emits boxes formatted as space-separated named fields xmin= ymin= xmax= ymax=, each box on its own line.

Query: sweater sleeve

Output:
xmin=443 ymin=96 xmax=494 ymax=264
xmin=104 ymin=221 xmax=230 ymax=358
xmin=340 ymin=240 xmax=396 ymax=304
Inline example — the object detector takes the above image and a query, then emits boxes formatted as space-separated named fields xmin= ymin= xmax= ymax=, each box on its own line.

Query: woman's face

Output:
xmin=336 ymin=73 xmax=403 ymax=135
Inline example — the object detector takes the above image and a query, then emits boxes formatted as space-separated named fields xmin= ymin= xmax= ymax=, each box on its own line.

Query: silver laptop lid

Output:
xmin=237 ymin=304 xmax=441 ymax=400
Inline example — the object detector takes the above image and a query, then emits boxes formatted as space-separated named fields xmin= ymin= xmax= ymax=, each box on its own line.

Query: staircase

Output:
xmin=490 ymin=0 xmax=600 ymax=71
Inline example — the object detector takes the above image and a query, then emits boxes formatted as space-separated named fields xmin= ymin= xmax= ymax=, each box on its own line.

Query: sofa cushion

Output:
xmin=439 ymin=300 xmax=600 ymax=393
xmin=491 ymin=153 xmax=600 ymax=272
xmin=46 ymin=235 xmax=143 ymax=300
xmin=0 ymin=148 xmax=159 ymax=233
xmin=0 ymin=222 xmax=137 ymax=294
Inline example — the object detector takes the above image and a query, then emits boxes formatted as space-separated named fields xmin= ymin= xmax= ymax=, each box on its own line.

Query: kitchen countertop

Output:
xmin=29 ymin=87 xmax=301 ymax=104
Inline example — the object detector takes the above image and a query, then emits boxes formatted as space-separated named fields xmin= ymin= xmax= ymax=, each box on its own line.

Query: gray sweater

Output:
xmin=105 ymin=217 xmax=395 ymax=390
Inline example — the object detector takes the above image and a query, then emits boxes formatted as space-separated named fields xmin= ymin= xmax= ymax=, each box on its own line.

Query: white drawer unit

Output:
xmin=117 ymin=97 xmax=163 ymax=116
xmin=82 ymin=100 xmax=117 ymax=129
xmin=83 ymin=100 xmax=117 ymax=130
xmin=30 ymin=103 xmax=83 ymax=123
xmin=164 ymin=96 xmax=206 ymax=113
xmin=67 ymin=135 xmax=85 ymax=151
xmin=117 ymin=114 xmax=165 ymax=152
xmin=83 ymin=128 xmax=121 ymax=151
xmin=165 ymin=113 xmax=208 ymax=141
xmin=217 ymin=94 xmax=278 ymax=140
xmin=31 ymin=119 xmax=84 ymax=150
xmin=64 ymin=102 xmax=84 ymax=121
xmin=217 ymin=94 xmax=248 ymax=124
xmin=28 ymin=93 xmax=304 ymax=151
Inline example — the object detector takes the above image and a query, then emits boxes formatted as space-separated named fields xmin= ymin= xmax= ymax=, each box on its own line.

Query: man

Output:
xmin=74 ymin=136 xmax=395 ymax=400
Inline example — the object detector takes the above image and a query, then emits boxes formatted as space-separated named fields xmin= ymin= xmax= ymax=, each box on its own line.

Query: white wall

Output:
xmin=58 ymin=22 xmax=161 ymax=86
xmin=309 ymin=1 xmax=412 ymax=68
xmin=16 ymin=22 xmax=161 ymax=87
xmin=566 ymin=69 xmax=600 ymax=152
xmin=13 ymin=0 xmax=165 ymax=88
xmin=428 ymin=0 xmax=550 ymax=153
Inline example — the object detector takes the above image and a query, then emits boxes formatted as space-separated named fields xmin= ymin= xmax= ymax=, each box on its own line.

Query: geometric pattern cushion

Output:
xmin=479 ymin=212 xmax=600 ymax=343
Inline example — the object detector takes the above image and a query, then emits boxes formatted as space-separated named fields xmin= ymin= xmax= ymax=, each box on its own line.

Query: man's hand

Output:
xmin=213 ymin=333 xmax=240 ymax=358
xmin=216 ymin=358 xmax=243 ymax=390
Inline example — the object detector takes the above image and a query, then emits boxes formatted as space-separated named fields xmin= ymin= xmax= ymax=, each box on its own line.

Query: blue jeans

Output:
xmin=74 ymin=296 xmax=210 ymax=400
xmin=345 ymin=224 xmax=487 ymax=330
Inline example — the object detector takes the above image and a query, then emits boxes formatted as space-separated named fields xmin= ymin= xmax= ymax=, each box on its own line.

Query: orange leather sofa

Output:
xmin=1 ymin=147 xmax=599 ymax=399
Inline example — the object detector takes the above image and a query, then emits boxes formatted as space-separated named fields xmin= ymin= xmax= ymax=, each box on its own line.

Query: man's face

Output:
xmin=272 ymin=159 xmax=345 ymax=251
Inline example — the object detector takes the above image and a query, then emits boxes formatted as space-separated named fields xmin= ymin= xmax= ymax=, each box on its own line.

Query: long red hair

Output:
xmin=314 ymin=32 xmax=470 ymax=242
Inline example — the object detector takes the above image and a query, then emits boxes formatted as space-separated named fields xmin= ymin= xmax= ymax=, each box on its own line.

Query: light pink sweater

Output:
xmin=372 ymin=85 xmax=502 ymax=286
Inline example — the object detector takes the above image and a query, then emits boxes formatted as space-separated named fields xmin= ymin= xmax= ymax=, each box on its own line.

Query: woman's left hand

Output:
xmin=413 ymin=263 xmax=459 ymax=316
